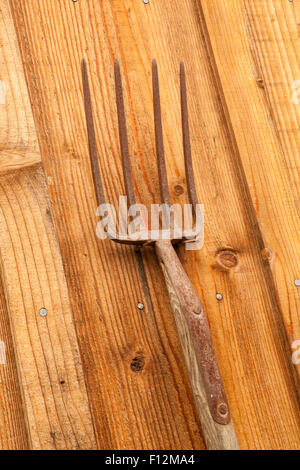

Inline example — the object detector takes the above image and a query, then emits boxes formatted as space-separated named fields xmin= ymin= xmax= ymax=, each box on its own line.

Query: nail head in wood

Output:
xmin=39 ymin=308 xmax=48 ymax=317
xmin=216 ymin=293 xmax=223 ymax=301
xmin=294 ymin=280 xmax=300 ymax=287
xmin=137 ymin=302 xmax=144 ymax=310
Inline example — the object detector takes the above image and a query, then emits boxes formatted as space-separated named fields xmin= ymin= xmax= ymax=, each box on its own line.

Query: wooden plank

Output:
xmin=0 ymin=164 xmax=97 ymax=449
xmin=0 ymin=278 xmax=29 ymax=449
xmin=0 ymin=0 xmax=96 ymax=449
xmin=245 ymin=0 xmax=300 ymax=200
xmin=0 ymin=0 xmax=32 ymax=449
xmin=11 ymin=0 xmax=300 ymax=449
xmin=0 ymin=1 xmax=40 ymax=173
xmin=199 ymin=0 xmax=300 ymax=375
xmin=244 ymin=0 xmax=300 ymax=351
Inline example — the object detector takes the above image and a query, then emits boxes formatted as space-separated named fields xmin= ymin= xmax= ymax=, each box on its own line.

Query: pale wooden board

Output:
xmin=0 ymin=278 xmax=29 ymax=449
xmin=10 ymin=0 xmax=300 ymax=449
xmin=0 ymin=0 xmax=96 ymax=449
xmin=0 ymin=0 xmax=40 ymax=173
xmin=0 ymin=164 xmax=97 ymax=449
xmin=0 ymin=0 xmax=34 ymax=449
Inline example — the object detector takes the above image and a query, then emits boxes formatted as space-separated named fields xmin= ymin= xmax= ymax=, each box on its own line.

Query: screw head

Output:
xmin=216 ymin=293 xmax=223 ymax=301
xmin=137 ymin=302 xmax=144 ymax=311
xmin=144 ymin=0 xmax=149 ymax=4
xmin=39 ymin=308 xmax=48 ymax=317
xmin=294 ymin=280 xmax=300 ymax=287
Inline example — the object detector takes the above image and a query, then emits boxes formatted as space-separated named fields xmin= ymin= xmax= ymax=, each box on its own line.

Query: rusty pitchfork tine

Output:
xmin=82 ymin=59 xmax=106 ymax=207
xmin=82 ymin=59 xmax=239 ymax=450
xmin=114 ymin=59 xmax=136 ymax=208
xmin=152 ymin=59 xmax=170 ymax=206
xmin=180 ymin=61 xmax=199 ymax=214
xmin=153 ymin=59 xmax=198 ymax=223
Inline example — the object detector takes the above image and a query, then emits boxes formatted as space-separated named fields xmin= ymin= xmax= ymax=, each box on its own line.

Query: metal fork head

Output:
xmin=82 ymin=58 xmax=199 ymax=246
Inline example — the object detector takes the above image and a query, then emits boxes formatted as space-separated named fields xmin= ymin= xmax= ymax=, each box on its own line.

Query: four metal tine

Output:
xmin=82 ymin=59 xmax=236 ymax=446
xmin=82 ymin=58 xmax=198 ymax=245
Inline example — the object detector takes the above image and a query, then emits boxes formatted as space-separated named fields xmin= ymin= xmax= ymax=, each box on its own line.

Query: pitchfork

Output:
xmin=81 ymin=58 xmax=239 ymax=450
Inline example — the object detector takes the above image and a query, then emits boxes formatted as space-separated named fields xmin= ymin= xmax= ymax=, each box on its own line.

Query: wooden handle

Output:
xmin=155 ymin=240 xmax=239 ymax=450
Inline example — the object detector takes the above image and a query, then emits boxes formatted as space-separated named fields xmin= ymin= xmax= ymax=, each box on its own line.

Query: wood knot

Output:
xmin=215 ymin=250 xmax=239 ymax=270
xmin=261 ymin=247 xmax=273 ymax=262
xmin=174 ymin=184 xmax=185 ymax=196
xmin=130 ymin=356 xmax=145 ymax=372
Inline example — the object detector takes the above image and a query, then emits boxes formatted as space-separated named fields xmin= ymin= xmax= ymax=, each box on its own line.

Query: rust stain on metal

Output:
xmin=82 ymin=59 xmax=106 ymax=207
xmin=114 ymin=59 xmax=136 ymax=208
xmin=152 ymin=59 xmax=170 ymax=206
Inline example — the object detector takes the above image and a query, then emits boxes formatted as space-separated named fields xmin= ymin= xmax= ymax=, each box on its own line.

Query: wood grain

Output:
xmin=245 ymin=0 xmax=300 ymax=201
xmin=0 ymin=277 xmax=29 ymax=449
xmin=0 ymin=1 xmax=40 ymax=173
xmin=0 ymin=0 xmax=33 ymax=449
xmin=9 ymin=0 xmax=300 ymax=449
xmin=0 ymin=0 xmax=96 ymax=449
xmin=244 ymin=0 xmax=300 ymax=351
xmin=0 ymin=164 xmax=96 ymax=449
xmin=199 ymin=0 xmax=300 ymax=378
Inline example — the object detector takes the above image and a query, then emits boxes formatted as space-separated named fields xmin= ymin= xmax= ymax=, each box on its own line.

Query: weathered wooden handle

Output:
xmin=155 ymin=239 xmax=239 ymax=450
